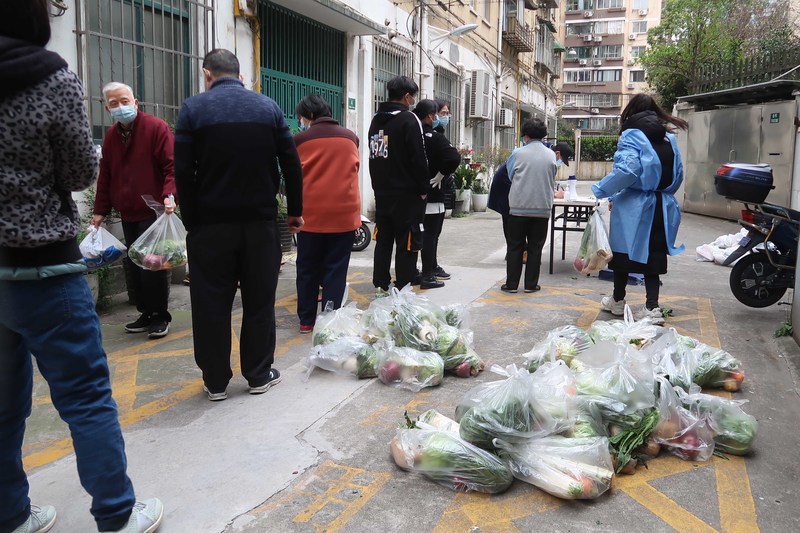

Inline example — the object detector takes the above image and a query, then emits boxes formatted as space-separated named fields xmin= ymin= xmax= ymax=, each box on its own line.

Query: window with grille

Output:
xmin=372 ymin=38 xmax=413 ymax=112
xmin=602 ymin=45 xmax=623 ymax=59
xmin=566 ymin=0 xmax=593 ymax=10
xmin=82 ymin=0 xmax=214 ymax=141
xmin=631 ymin=21 xmax=647 ymax=33
xmin=564 ymin=70 xmax=592 ymax=83
xmin=434 ymin=66 xmax=461 ymax=146
xmin=471 ymin=120 xmax=491 ymax=153
xmin=592 ymin=93 xmax=621 ymax=107
xmin=630 ymin=46 xmax=646 ymax=58
xmin=593 ymin=20 xmax=624 ymax=34
xmin=595 ymin=0 xmax=624 ymax=8
xmin=566 ymin=23 xmax=593 ymax=35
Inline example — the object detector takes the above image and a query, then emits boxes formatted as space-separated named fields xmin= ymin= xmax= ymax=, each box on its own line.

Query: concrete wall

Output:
xmin=575 ymin=160 xmax=613 ymax=180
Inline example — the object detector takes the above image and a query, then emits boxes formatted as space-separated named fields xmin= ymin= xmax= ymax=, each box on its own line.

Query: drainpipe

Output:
xmin=234 ymin=1 xmax=261 ymax=93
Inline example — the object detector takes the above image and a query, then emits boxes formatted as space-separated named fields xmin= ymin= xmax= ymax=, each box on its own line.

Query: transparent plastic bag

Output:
xmin=417 ymin=409 xmax=460 ymax=433
xmin=374 ymin=340 xmax=444 ymax=391
xmin=678 ymin=385 xmax=757 ymax=455
xmin=523 ymin=325 xmax=594 ymax=372
xmin=574 ymin=210 xmax=613 ymax=275
xmin=495 ymin=436 xmax=614 ymax=500
xmin=390 ymin=426 xmax=514 ymax=494
xmin=305 ymin=336 xmax=378 ymax=380
xmin=312 ymin=302 xmax=363 ymax=346
xmin=690 ymin=342 xmax=745 ymax=391
xmin=436 ymin=303 xmax=471 ymax=331
xmin=563 ymin=401 xmax=607 ymax=439
xmin=588 ymin=305 xmax=664 ymax=348
xmin=652 ymin=377 xmax=715 ymax=461
xmin=387 ymin=286 xmax=443 ymax=351
xmin=433 ymin=323 xmax=484 ymax=377
xmin=456 ymin=364 xmax=557 ymax=450
xmin=79 ymin=226 xmax=126 ymax=270
xmin=644 ymin=329 xmax=698 ymax=390
xmin=360 ymin=296 xmax=394 ymax=344
xmin=529 ymin=360 xmax=580 ymax=432
xmin=127 ymin=195 xmax=187 ymax=271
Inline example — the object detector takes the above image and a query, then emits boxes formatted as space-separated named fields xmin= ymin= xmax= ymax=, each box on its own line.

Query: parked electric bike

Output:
xmin=724 ymin=202 xmax=799 ymax=307
xmin=353 ymin=214 xmax=372 ymax=252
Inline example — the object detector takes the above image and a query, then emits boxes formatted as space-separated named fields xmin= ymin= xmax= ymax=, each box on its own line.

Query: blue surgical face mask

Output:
xmin=555 ymin=159 xmax=564 ymax=168
xmin=432 ymin=116 xmax=440 ymax=129
xmin=110 ymin=105 xmax=137 ymax=125
xmin=438 ymin=115 xmax=450 ymax=128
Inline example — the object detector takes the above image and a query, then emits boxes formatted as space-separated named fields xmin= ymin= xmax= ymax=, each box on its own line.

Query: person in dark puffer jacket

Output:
xmin=0 ymin=1 xmax=163 ymax=532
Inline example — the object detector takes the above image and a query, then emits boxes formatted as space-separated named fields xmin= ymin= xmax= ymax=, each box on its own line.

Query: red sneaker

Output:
xmin=299 ymin=324 xmax=313 ymax=334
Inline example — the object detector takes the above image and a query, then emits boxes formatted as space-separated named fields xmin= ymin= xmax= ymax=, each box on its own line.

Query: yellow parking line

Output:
xmin=624 ymin=482 xmax=718 ymax=533
xmin=717 ymin=456 xmax=759 ymax=532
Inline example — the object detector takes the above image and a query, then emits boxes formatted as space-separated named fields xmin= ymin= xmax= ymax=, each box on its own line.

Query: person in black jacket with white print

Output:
xmin=368 ymin=76 xmax=430 ymax=292
xmin=412 ymin=100 xmax=461 ymax=289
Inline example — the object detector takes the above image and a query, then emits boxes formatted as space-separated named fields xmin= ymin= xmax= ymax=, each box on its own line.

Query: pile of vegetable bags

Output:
xmin=305 ymin=286 xmax=486 ymax=390
xmin=388 ymin=305 xmax=757 ymax=500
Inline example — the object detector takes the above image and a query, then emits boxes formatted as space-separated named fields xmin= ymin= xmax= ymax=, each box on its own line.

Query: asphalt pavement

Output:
xmin=22 ymin=187 xmax=800 ymax=533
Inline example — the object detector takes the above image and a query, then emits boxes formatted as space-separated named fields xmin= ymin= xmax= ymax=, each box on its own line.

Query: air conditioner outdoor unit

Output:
xmin=594 ymin=35 xmax=603 ymax=42
xmin=592 ymin=59 xmax=602 ymax=66
xmin=583 ymin=10 xmax=593 ymax=17
xmin=578 ymin=59 xmax=588 ymax=66
xmin=499 ymin=107 xmax=514 ymax=128
xmin=469 ymin=70 xmax=491 ymax=119
xmin=590 ymin=108 xmax=600 ymax=114
xmin=629 ymin=33 xmax=637 ymax=40
xmin=626 ymin=58 xmax=636 ymax=65
xmin=583 ymin=34 xmax=593 ymax=42
xmin=626 ymin=82 xmax=635 ymax=89
xmin=638 ymin=9 xmax=648 ymax=16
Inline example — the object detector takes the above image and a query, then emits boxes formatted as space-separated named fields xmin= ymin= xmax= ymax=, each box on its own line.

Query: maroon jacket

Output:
xmin=94 ymin=111 xmax=176 ymax=222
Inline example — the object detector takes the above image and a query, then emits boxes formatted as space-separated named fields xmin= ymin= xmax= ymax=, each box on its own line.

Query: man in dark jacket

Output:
xmin=368 ymin=76 xmax=429 ymax=291
xmin=91 ymin=82 xmax=176 ymax=339
xmin=174 ymin=49 xmax=303 ymax=401
xmin=412 ymin=99 xmax=461 ymax=289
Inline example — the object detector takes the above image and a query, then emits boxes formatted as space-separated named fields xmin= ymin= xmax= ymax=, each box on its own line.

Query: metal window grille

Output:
xmin=433 ymin=66 xmax=461 ymax=146
xmin=471 ymin=120 xmax=491 ymax=153
xmin=78 ymin=0 xmax=215 ymax=141
xmin=372 ymin=37 xmax=412 ymax=113
xmin=260 ymin=1 xmax=346 ymax=126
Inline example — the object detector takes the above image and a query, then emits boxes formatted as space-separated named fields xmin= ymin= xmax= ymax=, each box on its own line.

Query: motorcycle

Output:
xmin=353 ymin=214 xmax=372 ymax=252
xmin=723 ymin=202 xmax=799 ymax=307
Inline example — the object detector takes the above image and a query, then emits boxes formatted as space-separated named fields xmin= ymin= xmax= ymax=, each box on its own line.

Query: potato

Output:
xmin=389 ymin=436 xmax=411 ymax=470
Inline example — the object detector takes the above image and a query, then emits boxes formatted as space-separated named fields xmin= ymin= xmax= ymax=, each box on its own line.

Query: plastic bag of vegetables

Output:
xmin=563 ymin=401 xmax=607 ymax=439
xmin=456 ymin=364 xmax=557 ymax=450
xmin=375 ymin=341 xmax=443 ymax=391
xmin=529 ymin=361 xmax=580 ymax=432
xmin=573 ymin=210 xmax=613 ymax=275
xmin=389 ymin=426 xmax=514 ymax=494
xmin=434 ymin=324 xmax=484 ymax=377
xmin=128 ymin=195 xmax=187 ymax=271
xmin=389 ymin=288 xmax=443 ymax=351
xmin=495 ymin=436 xmax=614 ymax=499
xmin=523 ymin=325 xmax=594 ymax=372
xmin=436 ymin=303 xmax=471 ymax=332
xmin=417 ymin=409 xmax=460 ymax=433
xmin=570 ymin=341 xmax=656 ymax=417
xmin=677 ymin=385 xmax=757 ymax=455
xmin=643 ymin=329 xmax=698 ymax=390
xmin=652 ymin=377 xmax=715 ymax=462
xmin=79 ymin=225 xmax=127 ymax=270
xmin=312 ymin=302 xmax=363 ymax=346
xmin=588 ymin=306 xmax=664 ymax=348
xmin=361 ymin=296 xmax=394 ymax=343
xmin=690 ymin=342 xmax=745 ymax=391
xmin=305 ymin=336 xmax=378 ymax=380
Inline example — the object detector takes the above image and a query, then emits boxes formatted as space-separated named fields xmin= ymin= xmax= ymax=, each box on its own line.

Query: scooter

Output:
xmin=724 ymin=202 xmax=799 ymax=307
xmin=353 ymin=214 xmax=372 ymax=252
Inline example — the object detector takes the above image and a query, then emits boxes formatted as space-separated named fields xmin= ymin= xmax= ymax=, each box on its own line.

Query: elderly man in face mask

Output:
xmin=91 ymin=82 xmax=176 ymax=339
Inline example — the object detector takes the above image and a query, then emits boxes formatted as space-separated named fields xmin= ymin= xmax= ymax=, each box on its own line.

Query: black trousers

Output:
xmin=613 ymin=270 xmax=661 ymax=310
xmin=296 ymin=231 xmax=353 ymax=325
xmin=121 ymin=218 xmax=170 ymax=318
xmin=373 ymin=194 xmax=426 ymax=290
xmin=187 ymin=220 xmax=281 ymax=392
xmin=421 ymin=211 xmax=445 ymax=276
xmin=505 ymin=215 xmax=549 ymax=290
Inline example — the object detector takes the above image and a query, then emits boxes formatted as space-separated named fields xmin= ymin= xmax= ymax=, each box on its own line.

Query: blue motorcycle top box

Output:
xmin=714 ymin=163 xmax=774 ymax=203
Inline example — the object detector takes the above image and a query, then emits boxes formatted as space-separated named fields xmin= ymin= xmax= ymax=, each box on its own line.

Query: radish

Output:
xmin=142 ymin=253 xmax=164 ymax=270
xmin=454 ymin=362 xmax=472 ymax=378
xmin=379 ymin=360 xmax=402 ymax=383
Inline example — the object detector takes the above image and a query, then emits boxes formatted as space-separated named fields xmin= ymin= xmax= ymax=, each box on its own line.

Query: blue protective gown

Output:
xmin=591 ymin=129 xmax=685 ymax=265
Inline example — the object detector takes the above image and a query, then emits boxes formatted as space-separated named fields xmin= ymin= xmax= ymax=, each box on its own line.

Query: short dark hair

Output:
xmin=202 ymin=49 xmax=240 ymax=77
xmin=435 ymin=99 xmax=450 ymax=111
xmin=522 ymin=118 xmax=547 ymax=140
xmin=0 ymin=0 xmax=51 ymax=46
xmin=295 ymin=94 xmax=332 ymax=120
xmin=387 ymin=76 xmax=418 ymax=101
xmin=412 ymin=99 xmax=439 ymax=120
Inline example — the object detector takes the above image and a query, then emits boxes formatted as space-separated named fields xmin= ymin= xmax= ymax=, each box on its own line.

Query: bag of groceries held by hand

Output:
xmin=574 ymin=209 xmax=612 ymax=275
xmin=128 ymin=195 xmax=187 ymax=271
xmin=79 ymin=225 xmax=127 ymax=270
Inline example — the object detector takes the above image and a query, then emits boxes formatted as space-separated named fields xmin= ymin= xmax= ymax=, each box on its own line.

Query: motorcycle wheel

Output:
xmin=352 ymin=223 xmax=370 ymax=252
xmin=729 ymin=252 xmax=788 ymax=308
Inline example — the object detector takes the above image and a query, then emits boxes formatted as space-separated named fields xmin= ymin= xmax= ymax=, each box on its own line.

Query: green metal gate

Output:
xmin=260 ymin=2 xmax=345 ymax=127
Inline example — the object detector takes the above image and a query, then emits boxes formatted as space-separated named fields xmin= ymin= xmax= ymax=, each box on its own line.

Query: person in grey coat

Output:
xmin=502 ymin=118 xmax=558 ymax=293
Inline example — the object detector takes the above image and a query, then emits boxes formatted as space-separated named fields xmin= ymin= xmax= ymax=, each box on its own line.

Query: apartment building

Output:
xmin=558 ymin=0 xmax=659 ymax=132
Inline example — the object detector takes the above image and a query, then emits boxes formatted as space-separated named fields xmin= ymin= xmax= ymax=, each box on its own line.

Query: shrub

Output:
xmin=581 ymin=136 xmax=618 ymax=161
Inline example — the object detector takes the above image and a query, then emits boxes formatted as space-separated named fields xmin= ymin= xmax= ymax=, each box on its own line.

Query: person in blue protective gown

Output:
xmin=591 ymin=94 xmax=688 ymax=324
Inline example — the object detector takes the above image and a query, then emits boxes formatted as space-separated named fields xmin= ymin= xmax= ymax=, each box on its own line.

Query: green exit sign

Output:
xmin=770 ymin=112 xmax=780 ymax=123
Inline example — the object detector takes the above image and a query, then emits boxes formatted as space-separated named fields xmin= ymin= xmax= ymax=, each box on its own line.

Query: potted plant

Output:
xmin=453 ymin=163 xmax=478 ymax=215
xmin=471 ymin=176 xmax=489 ymax=212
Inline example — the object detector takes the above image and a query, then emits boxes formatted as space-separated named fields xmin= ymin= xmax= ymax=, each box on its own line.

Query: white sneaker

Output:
xmin=600 ymin=296 xmax=626 ymax=316
xmin=203 ymin=385 xmax=227 ymax=402
xmin=101 ymin=499 xmax=163 ymax=533
xmin=12 ymin=505 xmax=56 ymax=533
xmin=634 ymin=306 xmax=665 ymax=325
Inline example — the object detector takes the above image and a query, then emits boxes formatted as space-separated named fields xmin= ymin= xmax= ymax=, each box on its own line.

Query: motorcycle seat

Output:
xmin=760 ymin=202 xmax=800 ymax=222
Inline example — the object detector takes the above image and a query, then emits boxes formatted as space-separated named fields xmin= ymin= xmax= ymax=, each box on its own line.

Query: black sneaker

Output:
xmin=433 ymin=266 xmax=451 ymax=280
xmin=420 ymin=275 xmax=445 ymax=289
xmin=249 ymin=368 xmax=281 ymax=394
xmin=125 ymin=313 xmax=153 ymax=333
xmin=148 ymin=320 xmax=170 ymax=339
xmin=500 ymin=284 xmax=518 ymax=293
xmin=411 ymin=274 xmax=422 ymax=286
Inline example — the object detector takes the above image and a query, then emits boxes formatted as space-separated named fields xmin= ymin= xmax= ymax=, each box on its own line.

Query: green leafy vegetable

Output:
xmin=608 ymin=409 xmax=660 ymax=473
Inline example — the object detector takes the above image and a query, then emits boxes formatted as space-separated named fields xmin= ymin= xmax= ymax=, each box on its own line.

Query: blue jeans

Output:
xmin=0 ymin=274 xmax=135 ymax=531
xmin=296 ymin=231 xmax=354 ymax=325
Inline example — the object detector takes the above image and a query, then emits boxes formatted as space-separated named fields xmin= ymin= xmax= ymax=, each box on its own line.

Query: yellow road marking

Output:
xmin=624 ymin=482 xmax=718 ymax=533
xmin=433 ymin=491 xmax=564 ymax=533
xmin=717 ymin=456 xmax=759 ymax=532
